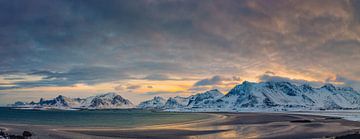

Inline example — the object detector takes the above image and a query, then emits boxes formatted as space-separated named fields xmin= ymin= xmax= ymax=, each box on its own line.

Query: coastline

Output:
xmin=1 ymin=112 xmax=360 ymax=139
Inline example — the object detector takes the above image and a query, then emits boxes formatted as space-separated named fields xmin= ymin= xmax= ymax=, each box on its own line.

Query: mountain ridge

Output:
xmin=9 ymin=81 xmax=360 ymax=111
xmin=10 ymin=92 xmax=134 ymax=109
xmin=138 ymin=81 xmax=360 ymax=112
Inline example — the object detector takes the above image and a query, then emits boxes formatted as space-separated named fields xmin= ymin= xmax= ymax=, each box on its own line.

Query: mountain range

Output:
xmin=138 ymin=81 xmax=360 ymax=111
xmin=10 ymin=81 xmax=360 ymax=111
xmin=10 ymin=93 xmax=134 ymax=109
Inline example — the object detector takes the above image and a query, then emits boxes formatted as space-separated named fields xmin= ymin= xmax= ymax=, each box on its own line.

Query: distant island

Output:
xmin=10 ymin=81 xmax=360 ymax=112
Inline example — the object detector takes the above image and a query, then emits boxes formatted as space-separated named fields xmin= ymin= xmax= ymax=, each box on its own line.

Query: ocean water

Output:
xmin=0 ymin=107 xmax=210 ymax=128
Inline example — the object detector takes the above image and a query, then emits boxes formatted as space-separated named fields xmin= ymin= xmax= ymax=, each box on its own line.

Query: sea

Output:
xmin=0 ymin=107 xmax=210 ymax=128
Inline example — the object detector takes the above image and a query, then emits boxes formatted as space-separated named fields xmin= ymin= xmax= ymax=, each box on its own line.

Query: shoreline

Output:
xmin=1 ymin=112 xmax=360 ymax=139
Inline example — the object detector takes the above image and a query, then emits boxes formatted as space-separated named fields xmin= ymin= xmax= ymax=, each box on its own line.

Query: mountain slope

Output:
xmin=137 ymin=96 xmax=166 ymax=109
xmin=163 ymin=96 xmax=190 ymax=109
xmin=186 ymin=89 xmax=224 ymax=108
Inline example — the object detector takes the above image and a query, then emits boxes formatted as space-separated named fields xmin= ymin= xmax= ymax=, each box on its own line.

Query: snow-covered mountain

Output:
xmin=138 ymin=81 xmax=360 ymax=111
xmin=163 ymin=96 xmax=190 ymax=109
xmin=83 ymin=93 xmax=134 ymax=109
xmin=11 ymin=93 xmax=134 ymax=109
xmin=186 ymin=89 xmax=224 ymax=108
xmin=10 ymin=81 xmax=360 ymax=111
xmin=137 ymin=96 xmax=166 ymax=109
xmin=138 ymin=81 xmax=360 ymax=112
xmin=38 ymin=95 xmax=83 ymax=108
xmin=212 ymin=81 xmax=360 ymax=111
xmin=137 ymin=89 xmax=224 ymax=110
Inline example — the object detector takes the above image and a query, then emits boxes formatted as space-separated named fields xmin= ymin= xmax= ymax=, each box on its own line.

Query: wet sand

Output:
xmin=1 ymin=112 xmax=360 ymax=139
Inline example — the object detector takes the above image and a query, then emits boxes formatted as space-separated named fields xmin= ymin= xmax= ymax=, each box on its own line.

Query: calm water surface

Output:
xmin=0 ymin=107 xmax=210 ymax=128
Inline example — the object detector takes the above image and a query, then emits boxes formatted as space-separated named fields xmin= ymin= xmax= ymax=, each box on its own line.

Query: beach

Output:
xmin=1 ymin=112 xmax=360 ymax=139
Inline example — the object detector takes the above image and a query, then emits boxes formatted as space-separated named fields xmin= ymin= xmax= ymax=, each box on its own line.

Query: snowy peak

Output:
xmin=164 ymin=96 xmax=189 ymax=109
xmin=226 ymin=81 xmax=255 ymax=96
xmin=85 ymin=93 xmax=134 ymax=109
xmin=202 ymin=89 xmax=223 ymax=97
xmin=187 ymin=89 xmax=223 ymax=108
xmin=137 ymin=96 xmax=166 ymax=109
xmin=153 ymin=96 xmax=166 ymax=101
xmin=321 ymin=84 xmax=337 ymax=92
xmin=35 ymin=95 xmax=82 ymax=108
xmin=300 ymin=84 xmax=314 ymax=92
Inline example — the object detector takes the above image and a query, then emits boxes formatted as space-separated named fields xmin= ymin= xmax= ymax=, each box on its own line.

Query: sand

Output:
xmin=1 ymin=112 xmax=360 ymax=139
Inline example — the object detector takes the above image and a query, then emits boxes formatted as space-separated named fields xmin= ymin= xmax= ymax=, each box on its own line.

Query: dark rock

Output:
xmin=325 ymin=117 xmax=342 ymax=120
xmin=335 ymin=132 xmax=360 ymax=139
xmin=22 ymin=131 xmax=32 ymax=137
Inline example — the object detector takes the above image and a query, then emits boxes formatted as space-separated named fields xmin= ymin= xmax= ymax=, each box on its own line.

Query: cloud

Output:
xmin=143 ymin=74 xmax=172 ymax=80
xmin=190 ymin=75 xmax=242 ymax=93
xmin=30 ymin=66 xmax=130 ymax=83
xmin=259 ymin=73 xmax=360 ymax=90
xmin=141 ymin=91 xmax=184 ymax=96
xmin=232 ymin=76 xmax=242 ymax=81
xmin=126 ymin=85 xmax=141 ymax=90
xmin=114 ymin=85 xmax=125 ymax=91
xmin=193 ymin=75 xmax=242 ymax=86
xmin=259 ymin=74 xmax=323 ymax=87
xmin=0 ymin=66 xmax=131 ymax=90
xmin=0 ymin=0 xmax=359 ymax=82
xmin=1 ymin=0 xmax=360 ymax=103
xmin=0 ymin=86 xmax=18 ymax=90
xmin=3 ymin=77 xmax=25 ymax=80
xmin=193 ymin=76 xmax=224 ymax=86
xmin=326 ymin=75 xmax=360 ymax=89
xmin=0 ymin=83 xmax=13 ymax=85
xmin=0 ymin=71 xmax=20 ymax=75
xmin=188 ymin=86 xmax=213 ymax=92
xmin=265 ymin=71 xmax=276 ymax=75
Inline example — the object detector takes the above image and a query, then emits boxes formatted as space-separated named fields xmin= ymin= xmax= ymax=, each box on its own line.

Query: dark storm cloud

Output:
xmin=0 ymin=61 xmax=187 ymax=90
xmin=326 ymin=75 xmax=360 ymax=88
xmin=3 ymin=77 xmax=25 ymax=80
xmin=259 ymin=74 xmax=324 ymax=87
xmin=194 ymin=76 xmax=224 ymax=86
xmin=0 ymin=0 xmax=258 ymax=75
xmin=260 ymin=73 xmax=360 ymax=90
xmin=0 ymin=66 xmax=130 ymax=90
xmin=0 ymin=71 xmax=20 ymax=75
xmin=194 ymin=75 xmax=242 ymax=86
xmin=0 ymin=86 xmax=18 ymax=90
xmin=1 ymin=0 xmax=360 ymax=90
xmin=29 ymin=66 xmax=129 ymax=84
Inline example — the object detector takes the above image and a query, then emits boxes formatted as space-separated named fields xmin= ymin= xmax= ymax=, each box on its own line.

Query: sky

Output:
xmin=1 ymin=0 xmax=360 ymax=105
